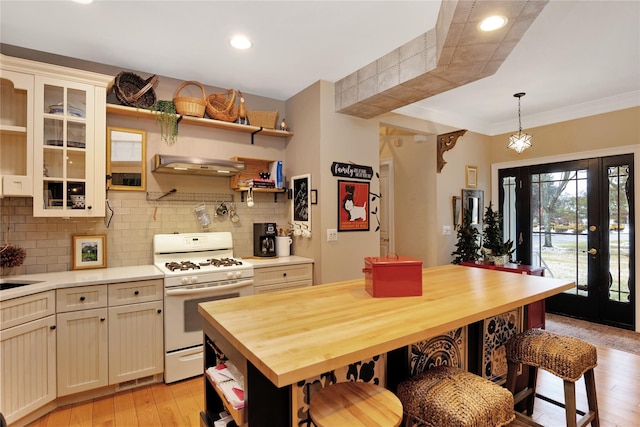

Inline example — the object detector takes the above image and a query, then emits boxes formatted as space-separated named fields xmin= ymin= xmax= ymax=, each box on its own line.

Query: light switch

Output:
xmin=327 ymin=229 xmax=338 ymax=241
xmin=442 ymin=225 xmax=452 ymax=235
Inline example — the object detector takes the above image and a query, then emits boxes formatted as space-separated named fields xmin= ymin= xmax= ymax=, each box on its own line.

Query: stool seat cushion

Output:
xmin=397 ymin=365 xmax=514 ymax=427
xmin=505 ymin=329 xmax=597 ymax=382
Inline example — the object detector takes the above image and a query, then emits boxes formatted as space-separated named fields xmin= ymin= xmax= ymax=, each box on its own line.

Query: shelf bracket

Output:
xmin=250 ymin=127 xmax=264 ymax=145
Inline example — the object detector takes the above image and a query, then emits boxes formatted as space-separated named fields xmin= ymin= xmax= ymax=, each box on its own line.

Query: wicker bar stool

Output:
xmin=396 ymin=365 xmax=515 ymax=427
xmin=505 ymin=329 xmax=599 ymax=427
xmin=309 ymin=381 xmax=403 ymax=427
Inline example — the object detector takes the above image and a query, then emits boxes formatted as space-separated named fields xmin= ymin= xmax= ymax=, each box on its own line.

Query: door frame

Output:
xmin=379 ymin=158 xmax=395 ymax=255
xmin=491 ymin=144 xmax=640 ymax=332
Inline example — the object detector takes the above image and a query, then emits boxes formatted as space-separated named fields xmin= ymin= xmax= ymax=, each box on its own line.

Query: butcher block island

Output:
xmin=198 ymin=264 xmax=574 ymax=427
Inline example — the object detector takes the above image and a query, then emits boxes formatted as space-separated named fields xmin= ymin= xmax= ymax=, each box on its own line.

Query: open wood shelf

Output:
xmin=106 ymin=104 xmax=293 ymax=138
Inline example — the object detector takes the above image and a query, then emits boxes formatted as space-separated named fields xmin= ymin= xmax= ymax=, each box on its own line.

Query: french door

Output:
xmin=499 ymin=154 xmax=635 ymax=329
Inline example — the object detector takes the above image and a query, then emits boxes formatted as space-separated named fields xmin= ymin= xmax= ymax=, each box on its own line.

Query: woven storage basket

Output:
xmin=173 ymin=81 xmax=206 ymax=117
xmin=112 ymin=72 xmax=158 ymax=108
xmin=205 ymin=89 xmax=239 ymax=122
xmin=247 ymin=110 xmax=279 ymax=129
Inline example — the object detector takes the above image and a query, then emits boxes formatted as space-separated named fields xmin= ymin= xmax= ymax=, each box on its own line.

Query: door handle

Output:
xmin=583 ymin=248 xmax=597 ymax=255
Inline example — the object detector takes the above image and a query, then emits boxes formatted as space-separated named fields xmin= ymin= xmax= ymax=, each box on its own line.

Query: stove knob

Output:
xmin=181 ymin=277 xmax=189 ymax=285
xmin=234 ymin=271 xmax=242 ymax=279
xmin=190 ymin=276 xmax=198 ymax=284
xmin=226 ymin=272 xmax=234 ymax=279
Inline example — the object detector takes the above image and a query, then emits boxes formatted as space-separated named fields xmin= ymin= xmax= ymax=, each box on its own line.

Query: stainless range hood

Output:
xmin=153 ymin=154 xmax=246 ymax=176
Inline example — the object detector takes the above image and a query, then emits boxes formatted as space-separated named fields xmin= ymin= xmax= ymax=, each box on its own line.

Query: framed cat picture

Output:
xmin=338 ymin=180 xmax=369 ymax=231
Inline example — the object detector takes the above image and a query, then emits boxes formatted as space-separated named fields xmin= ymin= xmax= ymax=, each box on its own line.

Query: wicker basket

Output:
xmin=205 ymin=89 xmax=239 ymax=122
xmin=112 ymin=72 xmax=158 ymax=108
xmin=173 ymin=81 xmax=206 ymax=117
xmin=247 ymin=110 xmax=279 ymax=129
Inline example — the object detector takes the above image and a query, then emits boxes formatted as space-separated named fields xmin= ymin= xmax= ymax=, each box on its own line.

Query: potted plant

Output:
xmin=451 ymin=209 xmax=481 ymax=264
xmin=151 ymin=100 xmax=178 ymax=145
xmin=482 ymin=202 xmax=514 ymax=265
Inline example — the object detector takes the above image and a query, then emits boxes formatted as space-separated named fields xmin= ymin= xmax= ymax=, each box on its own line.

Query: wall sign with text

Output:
xmin=331 ymin=162 xmax=373 ymax=180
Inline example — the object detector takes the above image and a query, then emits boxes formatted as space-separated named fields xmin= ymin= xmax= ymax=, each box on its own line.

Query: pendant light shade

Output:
xmin=507 ymin=92 xmax=532 ymax=153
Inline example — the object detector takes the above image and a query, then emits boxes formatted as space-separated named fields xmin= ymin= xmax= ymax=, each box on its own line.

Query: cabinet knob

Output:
xmin=79 ymin=296 xmax=85 ymax=301
xmin=134 ymin=290 xmax=139 ymax=295
xmin=50 ymin=325 xmax=56 ymax=330
xmin=283 ymin=272 xmax=287 ymax=277
xmin=87 ymin=205 xmax=92 ymax=210
xmin=100 ymin=317 xmax=106 ymax=321
xmin=157 ymin=309 xmax=162 ymax=314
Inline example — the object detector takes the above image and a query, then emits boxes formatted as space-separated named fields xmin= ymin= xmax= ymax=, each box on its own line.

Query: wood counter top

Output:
xmin=198 ymin=264 xmax=573 ymax=388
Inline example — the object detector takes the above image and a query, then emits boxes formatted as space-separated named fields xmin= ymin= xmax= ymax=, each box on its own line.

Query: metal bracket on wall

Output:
xmin=251 ymin=127 xmax=264 ymax=145
xmin=146 ymin=191 xmax=234 ymax=203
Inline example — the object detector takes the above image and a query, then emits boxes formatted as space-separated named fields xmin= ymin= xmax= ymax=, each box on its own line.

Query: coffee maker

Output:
xmin=253 ymin=223 xmax=277 ymax=257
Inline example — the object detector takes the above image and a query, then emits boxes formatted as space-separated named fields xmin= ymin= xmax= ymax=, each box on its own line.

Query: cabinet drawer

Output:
xmin=254 ymin=264 xmax=313 ymax=287
xmin=108 ymin=279 xmax=163 ymax=306
xmin=254 ymin=280 xmax=312 ymax=294
xmin=1 ymin=175 xmax=32 ymax=196
xmin=57 ymin=285 xmax=107 ymax=313
xmin=0 ymin=290 xmax=55 ymax=330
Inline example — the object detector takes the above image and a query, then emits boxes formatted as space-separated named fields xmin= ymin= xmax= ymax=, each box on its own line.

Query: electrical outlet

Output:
xmin=327 ymin=229 xmax=338 ymax=241
xmin=442 ymin=225 xmax=452 ymax=235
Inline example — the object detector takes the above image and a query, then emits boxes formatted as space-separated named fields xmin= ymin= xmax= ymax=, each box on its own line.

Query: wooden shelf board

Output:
xmin=233 ymin=187 xmax=285 ymax=193
xmin=0 ymin=125 xmax=27 ymax=135
xmin=106 ymin=104 xmax=293 ymax=138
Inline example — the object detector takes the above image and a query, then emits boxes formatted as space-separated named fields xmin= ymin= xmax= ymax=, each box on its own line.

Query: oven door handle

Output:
xmin=165 ymin=279 xmax=254 ymax=296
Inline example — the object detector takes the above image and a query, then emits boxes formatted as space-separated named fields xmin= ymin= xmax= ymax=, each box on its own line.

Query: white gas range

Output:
xmin=153 ymin=232 xmax=254 ymax=383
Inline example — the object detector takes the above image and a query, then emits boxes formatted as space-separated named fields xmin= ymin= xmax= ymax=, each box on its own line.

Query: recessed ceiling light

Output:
xmin=479 ymin=15 xmax=508 ymax=32
xmin=72 ymin=0 xmax=94 ymax=4
xmin=230 ymin=35 xmax=252 ymax=50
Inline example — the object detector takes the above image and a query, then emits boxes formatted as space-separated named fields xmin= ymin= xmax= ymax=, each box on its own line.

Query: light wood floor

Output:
xmin=26 ymin=344 xmax=640 ymax=427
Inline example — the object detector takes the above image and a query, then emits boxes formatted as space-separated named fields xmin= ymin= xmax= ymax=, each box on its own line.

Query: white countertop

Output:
xmin=0 ymin=265 xmax=163 ymax=301
xmin=241 ymin=255 xmax=314 ymax=268
xmin=0 ymin=257 xmax=314 ymax=302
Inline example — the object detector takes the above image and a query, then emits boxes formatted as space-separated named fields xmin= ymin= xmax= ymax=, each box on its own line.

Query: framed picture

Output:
xmin=72 ymin=234 xmax=107 ymax=270
xmin=338 ymin=180 xmax=369 ymax=231
xmin=466 ymin=165 xmax=478 ymax=188
xmin=291 ymin=174 xmax=311 ymax=233
xmin=310 ymin=189 xmax=318 ymax=205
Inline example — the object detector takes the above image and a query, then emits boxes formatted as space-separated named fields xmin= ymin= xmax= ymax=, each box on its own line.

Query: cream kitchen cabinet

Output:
xmin=56 ymin=285 xmax=109 ymax=396
xmin=107 ymin=279 xmax=164 ymax=384
xmin=0 ymin=68 xmax=33 ymax=197
xmin=0 ymin=291 xmax=56 ymax=425
xmin=1 ymin=54 xmax=112 ymax=217
xmin=253 ymin=262 xmax=313 ymax=294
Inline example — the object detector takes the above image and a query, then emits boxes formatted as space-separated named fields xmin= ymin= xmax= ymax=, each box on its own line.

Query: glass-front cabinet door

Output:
xmin=0 ymin=69 xmax=33 ymax=196
xmin=33 ymin=75 xmax=106 ymax=217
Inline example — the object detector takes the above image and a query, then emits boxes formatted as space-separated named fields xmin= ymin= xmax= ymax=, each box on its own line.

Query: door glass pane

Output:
xmin=67 ymin=151 xmax=86 ymax=179
xmin=43 ymin=148 xmax=63 ymax=178
xmin=43 ymin=84 xmax=63 ymax=114
xmin=44 ymin=181 xmax=64 ymax=209
xmin=67 ymin=121 xmax=86 ymax=148
xmin=68 ymin=182 xmax=85 ymax=210
xmin=608 ymin=165 xmax=631 ymax=303
xmin=502 ymin=176 xmax=517 ymax=260
xmin=531 ymin=170 xmax=588 ymax=296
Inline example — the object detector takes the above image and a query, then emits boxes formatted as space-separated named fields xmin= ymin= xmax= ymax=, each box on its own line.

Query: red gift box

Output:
xmin=363 ymin=254 xmax=423 ymax=297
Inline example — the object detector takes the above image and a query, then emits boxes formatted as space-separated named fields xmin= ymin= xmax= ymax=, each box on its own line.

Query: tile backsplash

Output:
xmin=1 ymin=191 xmax=288 ymax=276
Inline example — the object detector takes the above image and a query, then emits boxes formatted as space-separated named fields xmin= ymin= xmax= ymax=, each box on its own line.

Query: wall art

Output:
xmin=337 ymin=180 xmax=369 ymax=231
xmin=72 ymin=234 xmax=106 ymax=270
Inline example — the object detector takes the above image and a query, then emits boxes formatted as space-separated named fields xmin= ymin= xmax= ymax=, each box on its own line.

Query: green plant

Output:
xmin=451 ymin=209 xmax=481 ymax=264
xmin=151 ymin=100 xmax=178 ymax=145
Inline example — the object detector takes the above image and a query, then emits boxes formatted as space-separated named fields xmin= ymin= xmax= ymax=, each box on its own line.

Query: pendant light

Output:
xmin=507 ymin=92 xmax=532 ymax=153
